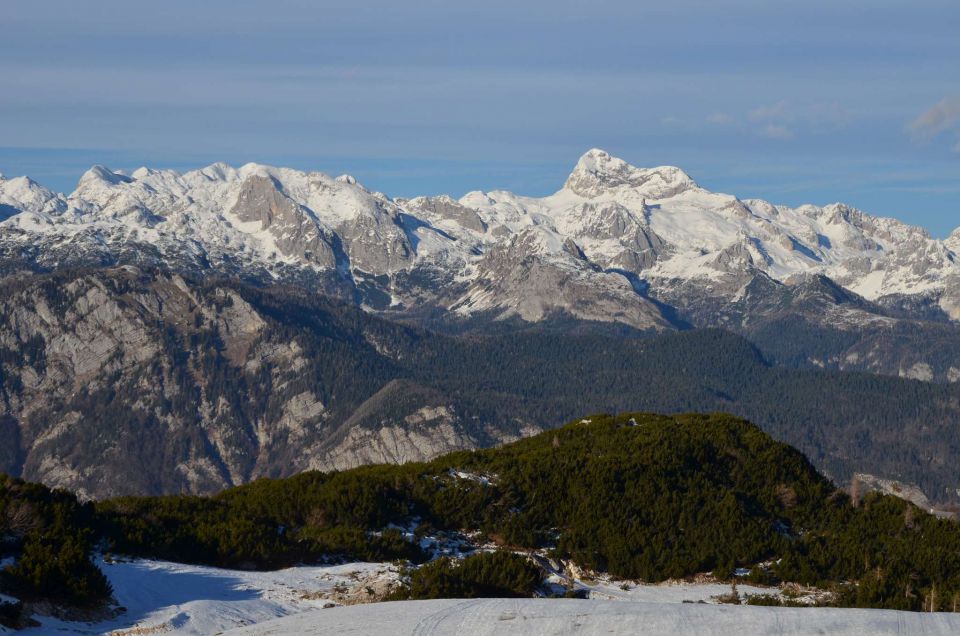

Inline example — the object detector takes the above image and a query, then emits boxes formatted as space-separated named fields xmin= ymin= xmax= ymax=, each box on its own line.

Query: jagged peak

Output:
xmin=131 ymin=166 xmax=164 ymax=180
xmin=196 ymin=162 xmax=239 ymax=182
xmin=77 ymin=165 xmax=133 ymax=188
xmin=0 ymin=176 xmax=62 ymax=207
xmin=946 ymin=228 xmax=960 ymax=252
xmin=573 ymin=148 xmax=620 ymax=172
xmin=564 ymin=148 xmax=696 ymax=199
xmin=5 ymin=175 xmax=41 ymax=188
xmin=238 ymin=162 xmax=281 ymax=179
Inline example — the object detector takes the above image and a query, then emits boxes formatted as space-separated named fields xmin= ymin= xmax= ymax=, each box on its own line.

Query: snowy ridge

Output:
xmin=1 ymin=150 xmax=958 ymax=327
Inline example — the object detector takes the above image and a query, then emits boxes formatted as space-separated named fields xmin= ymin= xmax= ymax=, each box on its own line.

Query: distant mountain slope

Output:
xmin=2 ymin=150 xmax=960 ymax=381
xmin=2 ymin=149 xmax=956 ymax=310
xmin=1 ymin=267 xmax=960 ymax=503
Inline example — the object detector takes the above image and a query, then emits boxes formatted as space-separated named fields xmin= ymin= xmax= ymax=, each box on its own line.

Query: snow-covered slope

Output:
xmin=21 ymin=558 xmax=960 ymax=636
xmin=20 ymin=559 xmax=402 ymax=636
xmin=456 ymin=149 xmax=959 ymax=316
xmin=1 ymin=150 xmax=957 ymax=329
xmin=225 ymin=598 xmax=960 ymax=636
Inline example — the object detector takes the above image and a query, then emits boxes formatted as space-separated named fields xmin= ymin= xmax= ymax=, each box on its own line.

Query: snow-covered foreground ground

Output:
xmin=11 ymin=558 xmax=960 ymax=635
xmin=226 ymin=598 xmax=960 ymax=636
xmin=18 ymin=558 xmax=399 ymax=636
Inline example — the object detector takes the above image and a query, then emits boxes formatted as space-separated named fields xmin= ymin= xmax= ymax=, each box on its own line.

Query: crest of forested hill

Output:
xmin=2 ymin=413 xmax=960 ymax=620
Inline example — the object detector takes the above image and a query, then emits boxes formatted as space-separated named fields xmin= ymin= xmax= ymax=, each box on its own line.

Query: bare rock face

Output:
xmin=229 ymin=176 xmax=338 ymax=268
xmin=449 ymin=227 xmax=669 ymax=330
xmin=0 ymin=269 xmax=336 ymax=497
xmin=556 ymin=201 xmax=668 ymax=272
xmin=301 ymin=379 xmax=536 ymax=473
xmin=939 ymin=278 xmax=960 ymax=321
xmin=404 ymin=195 xmax=488 ymax=234
xmin=312 ymin=419 xmax=477 ymax=472
xmin=568 ymin=202 xmax=659 ymax=246
xmin=0 ymin=269 xmax=537 ymax=498
xmin=336 ymin=210 xmax=414 ymax=273
xmin=709 ymin=237 xmax=769 ymax=274
xmin=854 ymin=473 xmax=932 ymax=511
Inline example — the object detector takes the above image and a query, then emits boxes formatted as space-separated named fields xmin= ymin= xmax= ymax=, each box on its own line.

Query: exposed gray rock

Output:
xmin=854 ymin=473 xmax=932 ymax=511
xmin=229 ymin=175 xmax=338 ymax=268
xmin=403 ymin=195 xmax=487 ymax=233
xmin=449 ymin=228 xmax=668 ymax=330
xmin=0 ymin=269 xmax=538 ymax=498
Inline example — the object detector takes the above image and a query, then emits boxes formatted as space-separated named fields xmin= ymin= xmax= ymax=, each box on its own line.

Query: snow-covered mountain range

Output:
xmin=2 ymin=149 xmax=958 ymax=331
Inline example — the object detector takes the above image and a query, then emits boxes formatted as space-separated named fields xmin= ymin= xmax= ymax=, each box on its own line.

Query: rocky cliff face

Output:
xmin=228 ymin=175 xmax=340 ymax=269
xmin=0 ymin=268 xmax=524 ymax=498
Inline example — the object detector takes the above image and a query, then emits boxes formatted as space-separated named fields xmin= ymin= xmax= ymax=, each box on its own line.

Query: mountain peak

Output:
xmin=567 ymin=148 xmax=628 ymax=181
xmin=197 ymin=162 xmax=239 ymax=182
xmin=574 ymin=147 xmax=619 ymax=168
xmin=947 ymin=227 xmax=960 ymax=252
xmin=77 ymin=165 xmax=133 ymax=188
xmin=564 ymin=148 xmax=696 ymax=199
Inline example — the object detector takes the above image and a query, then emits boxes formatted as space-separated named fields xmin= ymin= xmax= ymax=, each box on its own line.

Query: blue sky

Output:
xmin=2 ymin=0 xmax=958 ymax=235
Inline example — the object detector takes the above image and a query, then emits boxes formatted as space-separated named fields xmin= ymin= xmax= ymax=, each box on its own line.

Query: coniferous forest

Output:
xmin=3 ymin=412 xmax=960 ymax=624
xmin=4 ymin=268 xmax=960 ymax=507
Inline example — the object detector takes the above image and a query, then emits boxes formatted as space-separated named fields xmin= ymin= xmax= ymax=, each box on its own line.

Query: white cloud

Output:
xmin=760 ymin=124 xmax=794 ymax=139
xmin=908 ymin=97 xmax=960 ymax=140
xmin=748 ymin=101 xmax=790 ymax=123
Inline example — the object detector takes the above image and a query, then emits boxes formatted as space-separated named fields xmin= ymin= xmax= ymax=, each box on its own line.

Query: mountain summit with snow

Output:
xmin=1 ymin=149 xmax=958 ymax=332
xmin=563 ymin=148 xmax=697 ymax=199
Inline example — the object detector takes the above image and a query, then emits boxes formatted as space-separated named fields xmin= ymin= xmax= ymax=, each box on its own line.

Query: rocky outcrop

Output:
xmin=0 ymin=269 xmax=533 ymax=498
xmin=403 ymin=195 xmax=487 ymax=233
xmin=854 ymin=473 xmax=933 ymax=511
xmin=229 ymin=175 xmax=338 ymax=268
xmin=449 ymin=227 xmax=669 ymax=330
xmin=302 ymin=379 xmax=524 ymax=472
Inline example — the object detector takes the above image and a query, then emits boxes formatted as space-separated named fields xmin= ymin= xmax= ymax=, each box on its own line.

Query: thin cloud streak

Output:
xmin=909 ymin=97 xmax=960 ymax=139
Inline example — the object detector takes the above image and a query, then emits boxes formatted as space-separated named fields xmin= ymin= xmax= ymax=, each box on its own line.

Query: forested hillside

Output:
xmin=3 ymin=413 xmax=960 ymax=620
xmin=1 ymin=267 xmax=960 ymax=503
